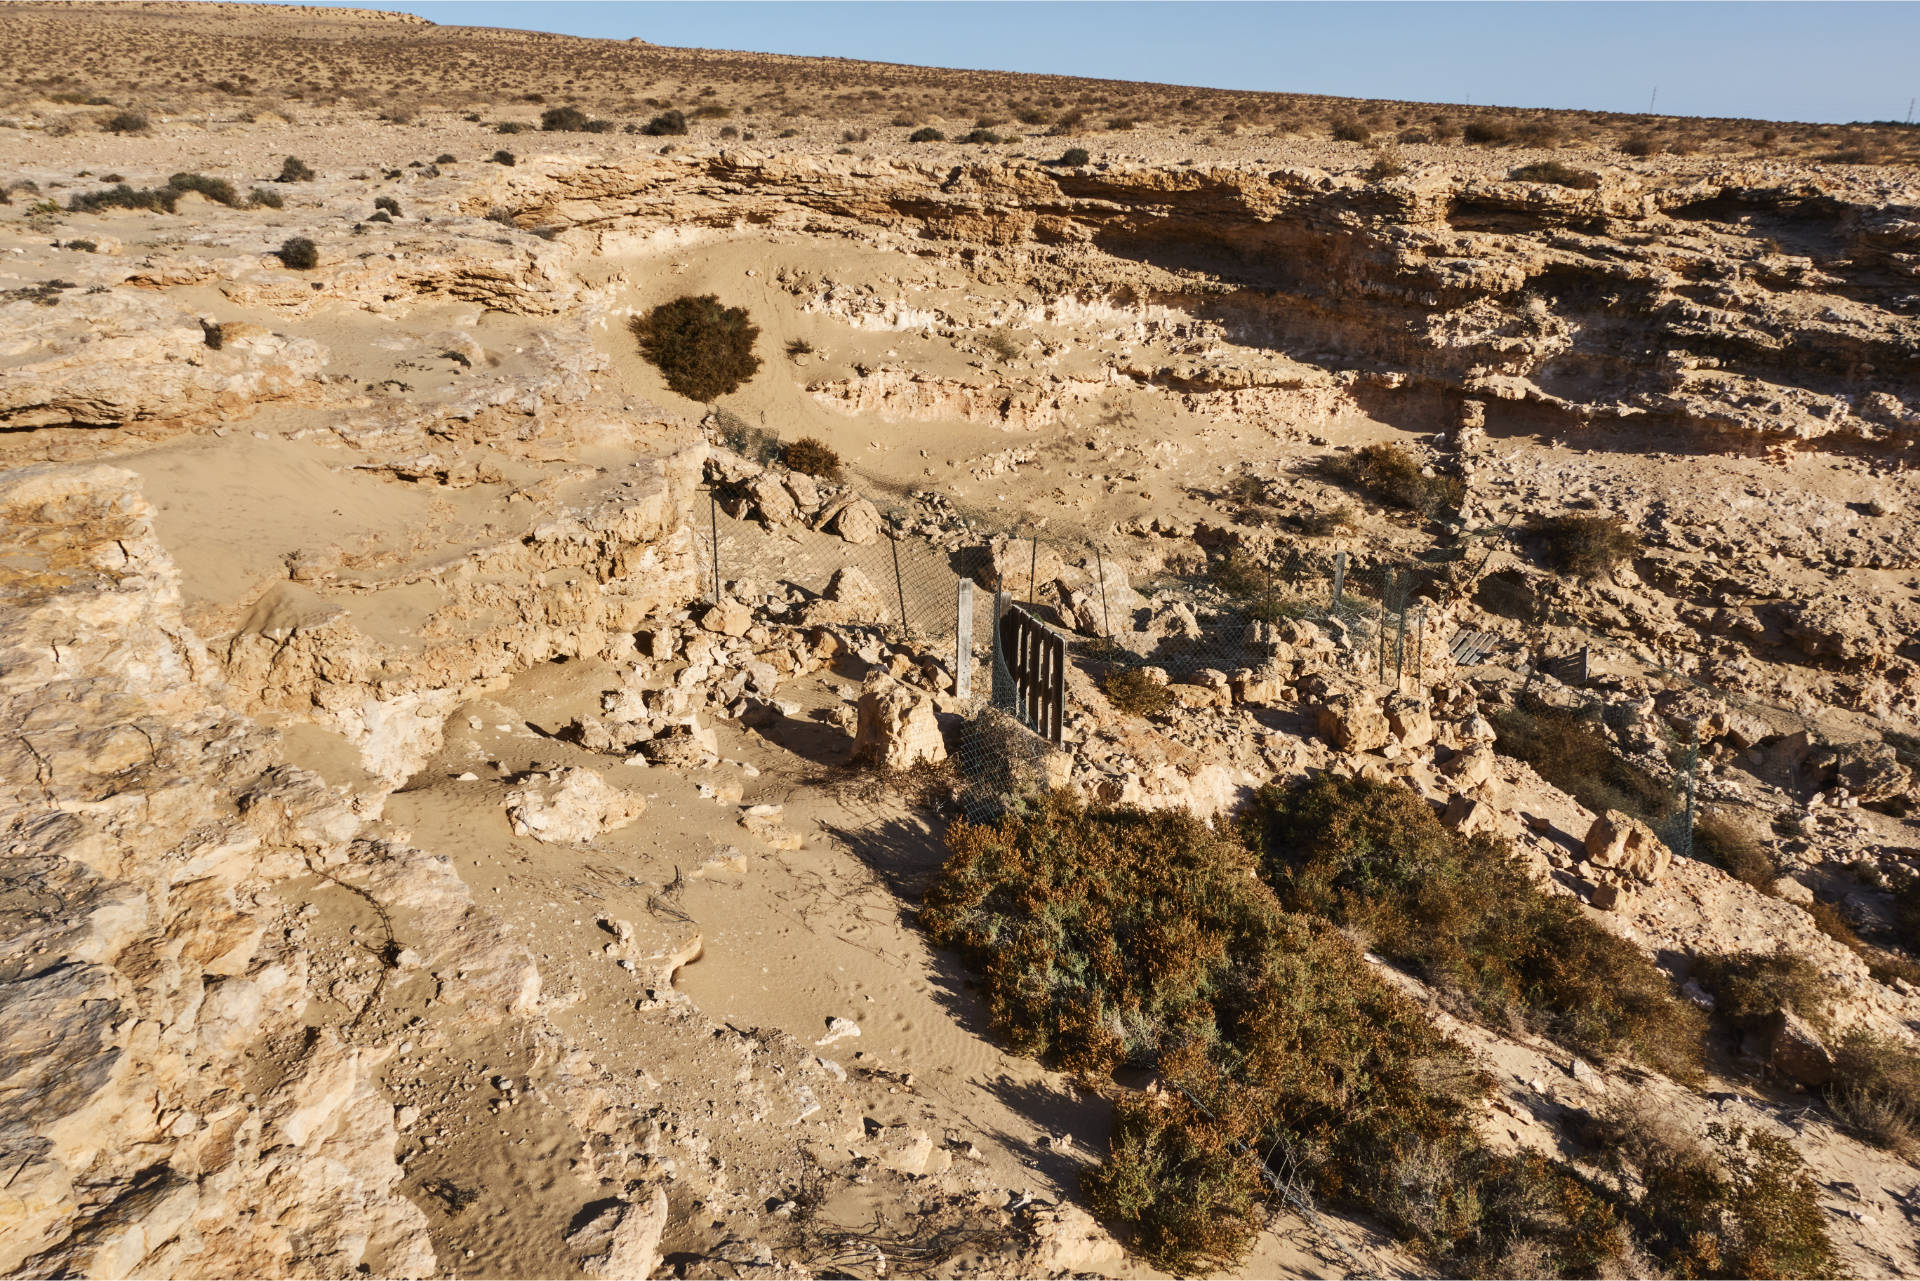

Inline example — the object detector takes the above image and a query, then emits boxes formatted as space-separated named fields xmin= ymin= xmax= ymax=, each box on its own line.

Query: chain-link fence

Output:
xmin=695 ymin=421 xmax=1916 ymax=843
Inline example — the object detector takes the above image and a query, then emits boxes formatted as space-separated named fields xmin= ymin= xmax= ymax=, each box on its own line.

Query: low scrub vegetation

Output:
xmin=1532 ymin=513 xmax=1641 ymax=577
xmin=907 ymin=126 xmax=945 ymax=143
xmin=68 ymin=183 xmax=179 ymax=213
xmin=924 ymin=791 xmax=1828 ymax=1277
xmin=103 ymin=111 xmax=148 ymax=134
xmin=249 ymin=186 xmax=283 ymax=209
xmin=629 ymin=294 xmax=762 ymax=401
xmin=1489 ymin=701 xmax=1678 ymax=832
xmin=1323 ymin=441 xmax=1464 ymax=517
xmin=1827 ymin=1031 xmax=1920 ymax=1157
xmin=1691 ymin=811 xmax=1779 ymax=892
xmin=780 ymin=436 xmax=841 ymax=479
xmin=1100 ymin=668 xmax=1170 ymax=718
xmin=167 ymin=172 xmax=242 ymax=206
xmin=1243 ymin=774 xmax=1704 ymax=1079
xmin=277 ymin=236 xmax=318 ymax=270
xmin=1510 ymin=160 xmax=1602 ymax=189
xmin=1693 ymin=949 xmax=1834 ymax=1032
xmin=639 ymin=109 xmax=688 ymax=136
xmin=278 ymin=156 xmax=315 ymax=182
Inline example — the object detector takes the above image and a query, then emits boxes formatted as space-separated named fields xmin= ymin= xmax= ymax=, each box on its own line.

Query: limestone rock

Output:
xmin=1743 ymin=1009 xmax=1834 ymax=1087
xmin=701 ymin=596 xmax=753 ymax=637
xmin=566 ymin=1186 xmax=668 ymax=1281
xmin=1384 ymin=695 xmax=1435 ymax=748
xmin=829 ymin=497 xmax=882 ymax=545
xmin=1584 ymin=809 xmax=1671 ymax=883
xmin=850 ymin=675 xmax=948 ymax=770
xmin=1314 ymin=691 xmax=1390 ymax=753
xmin=504 ymin=767 xmax=645 ymax=844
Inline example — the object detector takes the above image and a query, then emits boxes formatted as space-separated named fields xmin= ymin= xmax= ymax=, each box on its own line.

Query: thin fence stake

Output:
xmin=1331 ymin=551 xmax=1347 ymax=612
xmin=890 ymin=533 xmax=908 ymax=639
xmin=708 ymin=488 xmax=721 ymax=605
xmin=1028 ymin=536 xmax=1039 ymax=609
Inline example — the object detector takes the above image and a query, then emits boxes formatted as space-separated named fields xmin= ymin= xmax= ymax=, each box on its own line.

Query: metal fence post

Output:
xmin=1028 ymin=536 xmax=1039 ymax=609
xmin=708 ymin=488 xmax=721 ymax=605
xmin=991 ymin=590 xmax=1013 ymax=708
xmin=1331 ymin=551 xmax=1347 ymax=612
xmin=890 ymin=532 xmax=908 ymax=638
xmin=955 ymin=578 xmax=974 ymax=699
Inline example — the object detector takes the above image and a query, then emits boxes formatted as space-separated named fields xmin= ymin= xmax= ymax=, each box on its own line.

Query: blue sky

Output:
xmin=281 ymin=2 xmax=1919 ymax=124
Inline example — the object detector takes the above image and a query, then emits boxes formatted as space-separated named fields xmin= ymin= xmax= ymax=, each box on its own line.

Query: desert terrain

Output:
xmin=2 ymin=4 xmax=1919 ymax=1279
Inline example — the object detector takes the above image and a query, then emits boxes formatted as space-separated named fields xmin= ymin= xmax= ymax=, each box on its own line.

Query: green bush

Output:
xmin=640 ymin=109 xmax=687 ymax=136
xmin=1323 ymin=441 xmax=1464 ymax=517
xmin=277 ymin=236 xmax=319 ymax=270
xmin=781 ymin=436 xmax=841 ymax=479
xmin=1510 ymin=160 xmax=1602 ymax=189
xmin=959 ymin=128 xmax=1005 ymax=144
xmin=167 ymin=172 xmax=242 ymax=206
xmin=1101 ymin=668 xmax=1170 ymax=718
xmin=908 ymin=126 xmax=945 ymax=143
xmin=1243 ymin=774 xmax=1705 ymax=1079
xmin=1055 ymin=146 xmax=1091 ymax=166
xmin=278 ymin=156 xmax=315 ymax=182
xmin=67 ymin=183 xmax=178 ymax=214
xmin=925 ymin=794 xmax=1489 ymax=1271
xmin=629 ymin=294 xmax=761 ymax=401
xmin=1692 ymin=950 xmax=1835 ymax=1032
xmin=540 ymin=105 xmax=590 ymax=131
xmin=248 ymin=186 xmax=283 ymax=209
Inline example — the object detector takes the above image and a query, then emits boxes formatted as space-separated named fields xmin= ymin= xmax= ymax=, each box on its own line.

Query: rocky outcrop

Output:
xmin=0 ymin=290 xmax=327 ymax=431
xmin=220 ymin=448 xmax=707 ymax=781
xmin=0 ymin=465 xmax=435 ymax=1277
xmin=850 ymin=674 xmax=949 ymax=770
xmin=503 ymin=767 xmax=646 ymax=845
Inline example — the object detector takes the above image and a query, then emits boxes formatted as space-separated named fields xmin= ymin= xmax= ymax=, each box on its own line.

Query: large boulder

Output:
xmin=746 ymin=472 xmax=800 ymax=527
xmin=828 ymin=497 xmax=882 ymax=545
xmin=1384 ymin=695 xmax=1435 ymax=748
xmin=850 ymin=675 xmax=948 ymax=770
xmin=1314 ymin=691 xmax=1391 ymax=753
xmin=503 ymin=767 xmax=645 ymax=844
xmin=1742 ymin=1009 xmax=1834 ymax=1087
xmin=1583 ymin=809 xmax=1670 ymax=882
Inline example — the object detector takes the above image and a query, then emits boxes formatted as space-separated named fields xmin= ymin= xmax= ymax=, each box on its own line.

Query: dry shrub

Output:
xmin=1692 ymin=949 xmax=1835 ymax=1032
xmin=1242 ymin=774 xmax=1705 ymax=1080
xmin=1586 ymin=1101 xmax=1838 ymax=1279
xmin=249 ymin=186 xmax=283 ymax=209
xmin=1532 ymin=513 xmax=1641 ymax=577
xmin=923 ymin=794 xmax=1487 ymax=1272
xmin=1509 ymin=160 xmax=1601 ymax=189
xmin=278 ymin=155 xmax=315 ymax=182
xmin=1691 ymin=811 xmax=1778 ymax=892
xmin=68 ymin=183 xmax=178 ymax=213
xmin=1619 ymin=134 xmax=1655 ymax=156
xmin=1323 ymin=442 xmax=1464 ymax=517
xmin=277 ymin=237 xmax=318 ymax=270
xmin=781 ymin=436 xmax=841 ymax=479
xmin=629 ymin=294 xmax=762 ymax=401
xmin=166 ymin=172 xmax=242 ymax=206
xmin=1100 ymin=667 xmax=1169 ymax=718
xmin=1488 ymin=702 xmax=1676 ymax=829
xmin=1826 ymin=1031 xmax=1920 ymax=1157
xmin=1463 ymin=118 xmax=1514 ymax=145
xmin=908 ymin=126 xmax=945 ymax=143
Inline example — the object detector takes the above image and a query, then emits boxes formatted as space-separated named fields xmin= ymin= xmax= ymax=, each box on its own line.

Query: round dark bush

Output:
xmin=628 ymin=294 xmax=762 ymax=401
xmin=491 ymin=149 xmax=516 ymax=166
xmin=278 ymin=156 xmax=315 ymax=182
xmin=104 ymin=111 xmax=148 ymax=134
xmin=1056 ymin=146 xmax=1091 ymax=166
xmin=373 ymin=195 xmax=401 ymax=215
xmin=908 ymin=126 xmax=945 ymax=143
xmin=540 ymin=105 xmax=589 ymax=132
xmin=277 ymin=237 xmax=319 ymax=270
xmin=640 ymin=110 xmax=688 ymax=137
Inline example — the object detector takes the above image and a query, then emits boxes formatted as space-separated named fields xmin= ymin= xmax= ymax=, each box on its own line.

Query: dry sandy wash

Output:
xmin=1 ymin=3 xmax=1919 ymax=1279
